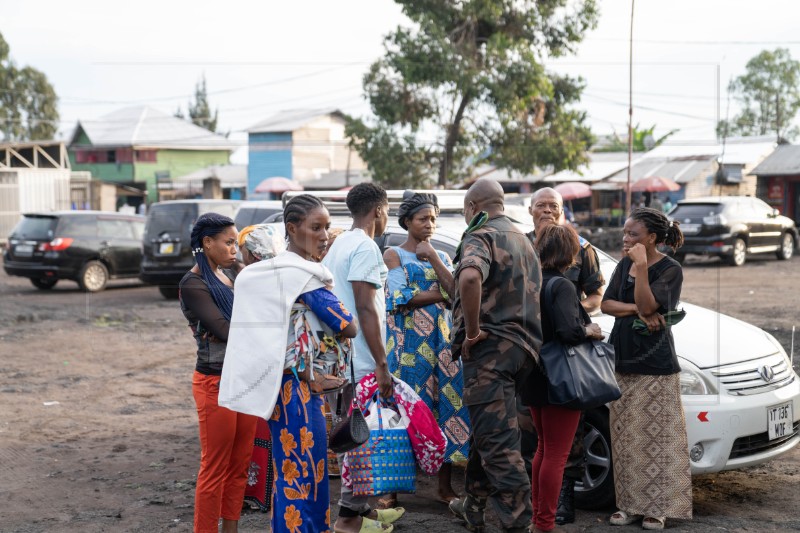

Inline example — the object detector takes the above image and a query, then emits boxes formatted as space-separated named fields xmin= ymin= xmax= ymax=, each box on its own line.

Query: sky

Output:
xmin=5 ymin=0 xmax=800 ymax=163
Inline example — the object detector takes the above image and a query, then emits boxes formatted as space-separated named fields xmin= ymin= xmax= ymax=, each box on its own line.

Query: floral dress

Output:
xmin=269 ymin=287 xmax=353 ymax=533
xmin=385 ymin=246 xmax=470 ymax=463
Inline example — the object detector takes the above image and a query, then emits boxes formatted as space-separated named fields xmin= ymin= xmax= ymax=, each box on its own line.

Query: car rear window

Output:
xmin=671 ymin=204 xmax=723 ymax=218
xmin=145 ymin=204 xmax=196 ymax=239
xmin=11 ymin=216 xmax=57 ymax=240
xmin=57 ymin=216 xmax=97 ymax=238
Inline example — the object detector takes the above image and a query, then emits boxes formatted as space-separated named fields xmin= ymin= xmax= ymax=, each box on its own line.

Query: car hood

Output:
xmin=592 ymin=301 xmax=778 ymax=369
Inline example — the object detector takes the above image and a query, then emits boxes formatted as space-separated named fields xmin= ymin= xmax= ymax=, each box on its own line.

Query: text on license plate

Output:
xmin=159 ymin=243 xmax=175 ymax=254
xmin=767 ymin=401 xmax=793 ymax=440
xmin=14 ymin=244 xmax=34 ymax=256
xmin=681 ymin=223 xmax=700 ymax=234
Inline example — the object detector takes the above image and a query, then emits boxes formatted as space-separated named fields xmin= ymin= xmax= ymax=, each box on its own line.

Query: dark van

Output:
xmin=140 ymin=199 xmax=241 ymax=298
xmin=233 ymin=200 xmax=284 ymax=229
xmin=3 ymin=211 xmax=145 ymax=292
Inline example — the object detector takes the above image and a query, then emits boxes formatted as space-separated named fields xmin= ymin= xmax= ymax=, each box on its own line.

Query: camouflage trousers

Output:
xmin=462 ymin=337 xmax=534 ymax=530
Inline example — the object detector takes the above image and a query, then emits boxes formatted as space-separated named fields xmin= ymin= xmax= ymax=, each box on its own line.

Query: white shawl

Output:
xmin=218 ymin=251 xmax=333 ymax=419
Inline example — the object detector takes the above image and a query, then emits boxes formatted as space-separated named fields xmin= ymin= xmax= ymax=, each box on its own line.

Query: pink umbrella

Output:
xmin=254 ymin=176 xmax=303 ymax=194
xmin=630 ymin=176 xmax=681 ymax=193
xmin=554 ymin=181 xmax=592 ymax=201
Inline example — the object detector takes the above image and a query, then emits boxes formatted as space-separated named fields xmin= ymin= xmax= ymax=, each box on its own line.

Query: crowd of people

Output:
xmin=177 ymin=180 xmax=689 ymax=533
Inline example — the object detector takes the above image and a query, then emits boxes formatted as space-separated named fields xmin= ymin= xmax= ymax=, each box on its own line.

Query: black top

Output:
xmin=521 ymin=270 xmax=591 ymax=407
xmin=603 ymin=256 xmax=683 ymax=375
xmin=179 ymin=270 xmax=235 ymax=376
xmin=528 ymin=231 xmax=605 ymax=298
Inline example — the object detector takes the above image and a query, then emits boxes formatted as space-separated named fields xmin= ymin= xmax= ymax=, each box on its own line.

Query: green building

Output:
xmin=69 ymin=106 xmax=236 ymax=203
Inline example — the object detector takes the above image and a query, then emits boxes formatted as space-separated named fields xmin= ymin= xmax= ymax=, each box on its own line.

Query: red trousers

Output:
xmin=530 ymin=406 xmax=581 ymax=532
xmin=192 ymin=371 xmax=258 ymax=533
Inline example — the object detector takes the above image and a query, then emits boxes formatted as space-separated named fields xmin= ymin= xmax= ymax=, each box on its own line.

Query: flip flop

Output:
xmin=333 ymin=517 xmax=392 ymax=533
xmin=609 ymin=510 xmax=642 ymax=526
xmin=374 ymin=507 xmax=405 ymax=524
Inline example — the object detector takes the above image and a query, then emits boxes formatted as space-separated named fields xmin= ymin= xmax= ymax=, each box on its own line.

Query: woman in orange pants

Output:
xmin=179 ymin=213 xmax=258 ymax=533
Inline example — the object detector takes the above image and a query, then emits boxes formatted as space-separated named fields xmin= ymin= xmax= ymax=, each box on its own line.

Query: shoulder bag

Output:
xmin=328 ymin=350 xmax=370 ymax=454
xmin=539 ymin=277 xmax=621 ymax=410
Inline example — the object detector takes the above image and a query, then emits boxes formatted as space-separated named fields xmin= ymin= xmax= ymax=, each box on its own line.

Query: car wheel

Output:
xmin=30 ymin=278 xmax=58 ymax=290
xmin=78 ymin=260 xmax=109 ymax=292
xmin=776 ymin=233 xmax=795 ymax=260
xmin=158 ymin=286 xmax=180 ymax=299
xmin=727 ymin=238 xmax=746 ymax=267
xmin=574 ymin=408 xmax=616 ymax=510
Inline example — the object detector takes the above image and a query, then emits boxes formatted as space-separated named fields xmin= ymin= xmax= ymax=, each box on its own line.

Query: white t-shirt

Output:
xmin=322 ymin=229 xmax=388 ymax=382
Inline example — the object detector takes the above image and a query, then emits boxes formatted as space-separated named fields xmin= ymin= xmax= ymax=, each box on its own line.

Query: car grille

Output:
xmin=729 ymin=421 xmax=800 ymax=459
xmin=711 ymin=354 xmax=796 ymax=396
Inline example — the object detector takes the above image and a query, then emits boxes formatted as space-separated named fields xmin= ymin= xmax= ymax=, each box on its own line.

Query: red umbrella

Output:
xmin=554 ymin=181 xmax=592 ymax=200
xmin=254 ymin=176 xmax=303 ymax=194
xmin=630 ymin=176 xmax=681 ymax=193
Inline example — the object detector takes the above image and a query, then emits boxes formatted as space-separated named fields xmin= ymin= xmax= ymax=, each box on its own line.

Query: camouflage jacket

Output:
xmin=453 ymin=215 xmax=543 ymax=361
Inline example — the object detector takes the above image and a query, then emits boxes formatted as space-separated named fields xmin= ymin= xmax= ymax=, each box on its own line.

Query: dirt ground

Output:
xmin=1 ymin=253 xmax=799 ymax=533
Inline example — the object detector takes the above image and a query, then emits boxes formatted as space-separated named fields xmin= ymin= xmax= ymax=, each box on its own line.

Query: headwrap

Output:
xmin=237 ymin=223 xmax=285 ymax=261
xmin=190 ymin=213 xmax=235 ymax=321
xmin=397 ymin=190 xmax=440 ymax=230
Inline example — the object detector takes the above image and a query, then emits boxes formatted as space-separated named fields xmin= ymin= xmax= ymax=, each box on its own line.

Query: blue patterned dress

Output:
xmin=385 ymin=246 xmax=470 ymax=463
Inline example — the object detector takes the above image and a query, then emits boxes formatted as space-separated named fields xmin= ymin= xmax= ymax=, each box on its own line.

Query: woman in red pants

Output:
xmin=520 ymin=224 xmax=605 ymax=532
xmin=179 ymin=213 xmax=258 ymax=533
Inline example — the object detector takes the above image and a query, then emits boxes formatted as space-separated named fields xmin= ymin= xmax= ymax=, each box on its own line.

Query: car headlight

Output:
xmin=679 ymin=365 xmax=711 ymax=395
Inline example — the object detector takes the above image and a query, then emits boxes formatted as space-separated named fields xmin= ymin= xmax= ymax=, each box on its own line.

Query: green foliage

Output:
xmin=176 ymin=75 xmax=219 ymax=133
xmin=717 ymin=48 xmax=800 ymax=141
xmin=596 ymin=124 xmax=677 ymax=153
xmin=0 ymin=32 xmax=59 ymax=141
xmin=346 ymin=0 xmax=599 ymax=187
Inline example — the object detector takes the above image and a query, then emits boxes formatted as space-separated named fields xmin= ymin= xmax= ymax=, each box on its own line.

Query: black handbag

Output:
xmin=328 ymin=351 xmax=369 ymax=454
xmin=538 ymin=277 xmax=621 ymax=410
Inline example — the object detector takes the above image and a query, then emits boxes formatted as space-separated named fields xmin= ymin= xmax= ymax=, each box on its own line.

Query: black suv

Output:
xmin=669 ymin=196 xmax=799 ymax=266
xmin=140 ymin=199 xmax=241 ymax=298
xmin=4 ymin=211 xmax=145 ymax=291
xmin=233 ymin=200 xmax=284 ymax=229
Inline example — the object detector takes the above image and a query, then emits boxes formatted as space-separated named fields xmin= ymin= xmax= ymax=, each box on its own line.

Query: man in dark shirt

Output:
xmin=527 ymin=186 xmax=606 ymax=524
xmin=449 ymin=179 xmax=542 ymax=533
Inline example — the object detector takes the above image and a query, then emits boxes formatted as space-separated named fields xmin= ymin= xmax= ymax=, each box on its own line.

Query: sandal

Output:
xmin=334 ymin=517 xmax=393 ymax=533
xmin=376 ymin=494 xmax=398 ymax=510
xmin=374 ymin=507 xmax=405 ymax=524
xmin=642 ymin=517 xmax=665 ymax=530
xmin=609 ymin=510 xmax=643 ymax=526
xmin=310 ymin=374 xmax=349 ymax=395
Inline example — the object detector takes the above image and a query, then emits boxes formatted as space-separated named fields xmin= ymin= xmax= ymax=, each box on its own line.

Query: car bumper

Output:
xmin=2 ymin=259 xmax=78 ymax=280
xmin=680 ymin=234 xmax=736 ymax=256
xmin=684 ymin=377 xmax=800 ymax=474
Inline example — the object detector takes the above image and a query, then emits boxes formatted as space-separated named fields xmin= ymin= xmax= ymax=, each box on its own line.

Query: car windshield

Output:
xmin=11 ymin=216 xmax=57 ymax=240
xmin=670 ymin=203 xmax=723 ymax=218
xmin=145 ymin=204 xmax=195 ymax=240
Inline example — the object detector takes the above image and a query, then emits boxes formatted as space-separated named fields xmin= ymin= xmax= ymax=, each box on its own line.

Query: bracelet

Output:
xmin=466 ymin=330 xmax=482 ymax=342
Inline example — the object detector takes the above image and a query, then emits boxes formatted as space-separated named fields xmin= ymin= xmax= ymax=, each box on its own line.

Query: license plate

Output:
xmin=159 ymin=242 xmax=175 ymax=254
xmin=14 ymin=244 xmax=33 ymax=256
xmin=767 ymin=401 xmax=793 ymax=440
xmin=681 ymin=223 xmax=700 ymax=235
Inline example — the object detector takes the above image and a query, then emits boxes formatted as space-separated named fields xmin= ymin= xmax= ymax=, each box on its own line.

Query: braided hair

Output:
xmin=284 ymin=194 xmax=325 ymax=228
xmin=190 ymin=213 xmax=235 ymax=320
xmin=397 ymin=190 xmax=440 ymax=230
xmin=630 ymin=207 xmax=684 ymax=252
xmin=346 ymin=183 xmax=387 ymax=217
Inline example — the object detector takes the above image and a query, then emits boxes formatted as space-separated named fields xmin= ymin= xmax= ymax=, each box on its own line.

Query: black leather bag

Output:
xmin=539 ymin=278 xmax=621 ymax=410
xmin=328 ymin=353 xmax=369 ymax=454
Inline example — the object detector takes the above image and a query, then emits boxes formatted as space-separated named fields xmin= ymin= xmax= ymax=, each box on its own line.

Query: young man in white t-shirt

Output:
xmin=322 ymin=183 xmax=404 ymax=532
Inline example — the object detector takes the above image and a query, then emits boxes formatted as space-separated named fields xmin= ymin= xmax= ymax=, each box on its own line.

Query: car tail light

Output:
xmin=40 ymin=237 xmax=74 ymax=251
xmin=711 ymin=241 xmax=725 ymax=248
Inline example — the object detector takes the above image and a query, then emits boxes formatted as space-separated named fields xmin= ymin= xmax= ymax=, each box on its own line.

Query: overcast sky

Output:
xmin=5 ymin=0 xmax=800 ymax=162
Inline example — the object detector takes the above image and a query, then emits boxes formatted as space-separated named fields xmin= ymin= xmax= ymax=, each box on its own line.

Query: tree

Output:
xmin=0 ymin=32 xmax=59 ymax=141
xmin=346 ymin=0 xmax=599 ymax=188
xmin=596 ymin=124 xmax=677 ymax=152
xmin=718 ymin=48 xmax=800 ymax=142
xmin=176 ymin=75 xmax=218 ymax=133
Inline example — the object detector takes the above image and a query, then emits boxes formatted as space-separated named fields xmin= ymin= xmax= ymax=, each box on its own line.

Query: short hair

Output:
xmin=283 ymin=194 xmax=326 ymax=228
xmin=629 ymin=207 xmax=684 ymax=251
xmin=535 ymin=224 xmax=580 ymax=272
xmin=346 ymin=183 xmax=387 ymax=217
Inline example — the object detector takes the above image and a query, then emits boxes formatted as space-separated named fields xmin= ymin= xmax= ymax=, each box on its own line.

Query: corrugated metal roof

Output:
xmin=247 ymin=109 xmax=344 ymax=133
xmin=750 ymin=145 xmax=800 ymax=176
xmin=642 ymin=138 xmax=775 ymax=165
xmin=71 ymin=106 xmax=236 ymax=150
xmin=173 ymin=164 xmax=247 ymax=187
xmin=606 ymin=157 xmax=714 ymax=185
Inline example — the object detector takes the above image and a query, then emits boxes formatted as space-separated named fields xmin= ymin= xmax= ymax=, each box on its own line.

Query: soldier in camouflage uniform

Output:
xmin=449 ymin=179 xmax=543 ymax=533
xmin=526 ymin=187 xmax=605 ymax=525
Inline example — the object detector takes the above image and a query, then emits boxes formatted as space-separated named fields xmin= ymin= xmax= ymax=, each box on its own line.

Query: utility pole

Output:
xmin=626 ymin=0 xmax=635 ymax=215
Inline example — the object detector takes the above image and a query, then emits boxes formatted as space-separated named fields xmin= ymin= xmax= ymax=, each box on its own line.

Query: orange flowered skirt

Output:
xmin=268 ymin=374 xmax=330 ymax=533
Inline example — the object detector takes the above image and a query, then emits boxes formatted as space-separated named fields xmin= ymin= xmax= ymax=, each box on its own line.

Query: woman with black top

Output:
xmin=179 ymin=213 xmax=257 ymax=533
xmin=601 ymin=207 xmax=690 ymax=531
xmin=522 ymin=224 xmax=604 ymax=533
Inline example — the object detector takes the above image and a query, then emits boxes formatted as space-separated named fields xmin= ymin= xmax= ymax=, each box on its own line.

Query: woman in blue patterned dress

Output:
xmin=382 ymin=191 xmax=471 ymax=508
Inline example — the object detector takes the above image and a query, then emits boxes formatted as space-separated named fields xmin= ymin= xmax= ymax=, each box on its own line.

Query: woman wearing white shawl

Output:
xmin=220 ymin=195 xmax=359 ymax=533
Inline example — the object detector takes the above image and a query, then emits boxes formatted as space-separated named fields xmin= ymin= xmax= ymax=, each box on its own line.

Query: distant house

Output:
xmin=69 ymin=106 xmax=237 ymax=203
xmin=751 ymin=144 xmax=800 ymax=224
xmin=246 ymin=109 xmax=366 ymax=195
